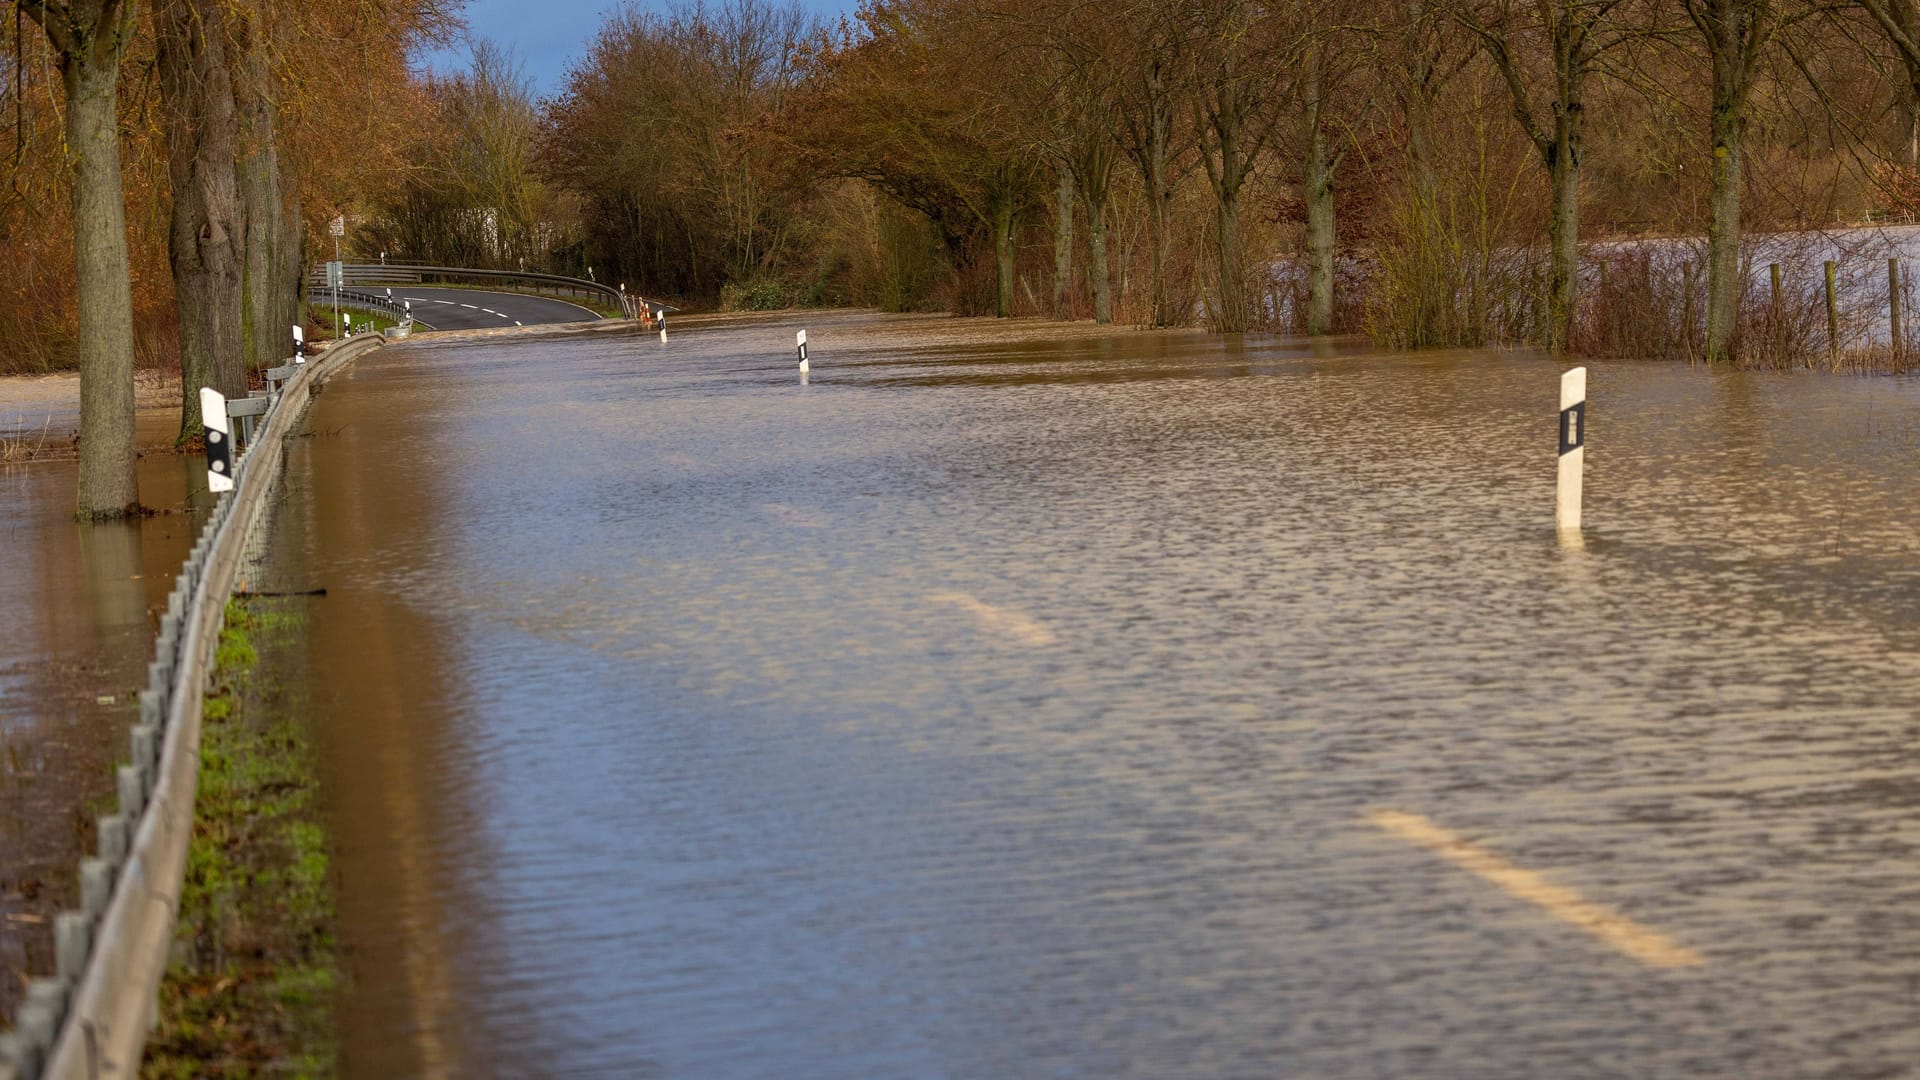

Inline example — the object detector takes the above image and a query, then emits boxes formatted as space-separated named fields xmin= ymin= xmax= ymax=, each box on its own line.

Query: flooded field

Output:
xmin=0 ymin=455 xmax=211 ymax=1018
xmin=16 ymin=308 xmax=1920 ymax=1075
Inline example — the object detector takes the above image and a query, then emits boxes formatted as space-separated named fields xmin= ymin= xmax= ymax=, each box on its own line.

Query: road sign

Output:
xmin=329 ymin=215 xmax=345 ymax=237
xmin=325 ymin=261 xmax=343 ymax=288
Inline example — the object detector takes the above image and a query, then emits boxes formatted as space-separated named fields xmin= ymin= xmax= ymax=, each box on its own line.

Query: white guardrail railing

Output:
xmin=0 ymin=334 xmax=387 ymax=1080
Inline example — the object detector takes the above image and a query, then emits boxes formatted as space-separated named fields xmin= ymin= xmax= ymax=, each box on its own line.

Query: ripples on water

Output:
xmin=268 ymin=314 xmax=1920 ymax=1078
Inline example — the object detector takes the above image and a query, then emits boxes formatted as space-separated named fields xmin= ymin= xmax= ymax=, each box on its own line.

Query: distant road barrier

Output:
xmin=0 ymin=335 xmax=385 ymax=1080
xmin=303 ymin=263 xmax=676 ymax=321
xmin=305 ymin=287 xmax=417 ymax=337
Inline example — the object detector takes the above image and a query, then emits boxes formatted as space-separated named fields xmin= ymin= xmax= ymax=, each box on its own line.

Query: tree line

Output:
xmin=514 ymin=0 xmax=1920 ymax=355
xmin=14 ymin=0 xmax=1920 ymax=518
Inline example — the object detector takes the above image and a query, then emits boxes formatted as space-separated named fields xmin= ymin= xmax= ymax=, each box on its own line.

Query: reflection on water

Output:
xmin=0 ymin=455 xmax=211 ymax=1020
xmin=269 ymin=313 xmax=1920 ymax=1077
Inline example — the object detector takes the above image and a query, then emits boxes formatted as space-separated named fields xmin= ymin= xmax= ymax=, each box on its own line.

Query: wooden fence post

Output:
xmin=1891 ymin=258 xmax=1903 ymax=358
xmin=1825 ymin=260 xmax=1839 ymax=364
xmin=1769 ymin=262 xmax=1783 ymax=360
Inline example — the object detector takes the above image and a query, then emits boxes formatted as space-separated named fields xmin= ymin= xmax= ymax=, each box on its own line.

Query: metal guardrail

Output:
xmin=307 ymin=287 xmax=415 ymax=333
xmin=0 ymin=334 xmax=387 ymax=1080
xmin=303 ymin=263 xmax=676 ymax=320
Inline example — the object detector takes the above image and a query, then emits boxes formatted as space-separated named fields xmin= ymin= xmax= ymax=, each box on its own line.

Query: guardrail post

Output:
xmin=97 ymin=814 xmax=128 ymax=866
xmin=81 ymin=860 xmax=114 ymax=920
xmin=54 ymin=913 xmax=90 ymax=983
xmin=0 ymin=1035 xmax=29 ymax=1079
xmin=12 ymin=1003 xmax=53 ymax=1074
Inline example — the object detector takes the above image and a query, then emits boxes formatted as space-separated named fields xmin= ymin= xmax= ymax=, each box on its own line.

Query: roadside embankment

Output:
xmin=0 ymin=371 xmax=180 ymax=462
xmin=141 ymin=599 xmax=338 ymax=1078
xmin=0 ymin=333 xmax=383 ymax=1080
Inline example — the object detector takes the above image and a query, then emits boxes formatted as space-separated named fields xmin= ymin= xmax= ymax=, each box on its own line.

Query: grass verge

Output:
xmin=143 ymin=598 xmax=338 ymax=1078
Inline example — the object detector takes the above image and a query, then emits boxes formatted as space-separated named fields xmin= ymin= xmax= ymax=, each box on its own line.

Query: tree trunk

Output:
xmin=1301 ymin=39 xmax=1334 ymax=337
xmin=993 ymin=196 xmax=1015 ymax=318
xmin=64 ymin=19 xmax=140 ymax=520
xmin=238 ymin=10 xmax=287 ymax=370
xmin=159 ymin=0 xmax=246 ymax=439
xmin=1216 ymin=190 xmax=1246 ymax=333
xmin=240 ymin=141 xmax=283 ymax=368
xmin=1135 ymin=62 xmax=1175 ymax=328
xmin=1052 ymin=167 xmax=1074 ymax=316
xmin=1304 ymin=121 xmax=1335 ymax=336
xmin=1545 ymin=109 xmax=1581 ymax=354
xmin=1147 ymin=139 xmax=1172 ymax=326
xmin=1705 ymin=98 xmax=1742 ymax=363
xmin=1908 ymin=78 xmax=1920 ymax=169
xmin=1089 ymin=195 xmax=1112 ymax=324
xmin=281 ymin=199 xmax=305 ymax=346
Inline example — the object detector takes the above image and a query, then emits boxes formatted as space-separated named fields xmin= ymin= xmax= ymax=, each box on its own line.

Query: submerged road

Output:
xmin=371 ymin=285 xmax=603 ymax=330
xmin=257 ymin=312 xmax=1920 ymax=1078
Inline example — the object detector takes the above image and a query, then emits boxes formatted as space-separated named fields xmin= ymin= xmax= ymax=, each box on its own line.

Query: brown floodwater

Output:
xmin=31 ymin=309 xmax=1920 ymax=1075
xmin=0 ymin=454 xmax=212 ymax=1020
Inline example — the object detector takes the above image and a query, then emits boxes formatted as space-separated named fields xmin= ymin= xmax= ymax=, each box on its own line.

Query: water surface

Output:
xmin=0 ymin=456 xmax=211 ymax=1018
xmin=266 ymin=313 xmax=1920 ymax=1077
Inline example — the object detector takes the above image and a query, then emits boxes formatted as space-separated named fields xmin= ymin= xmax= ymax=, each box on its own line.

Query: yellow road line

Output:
xmin=1366 ymin=808 xmax=1704 ymax=969
xmin=928 ymin=590 xmax=1058 ymax=647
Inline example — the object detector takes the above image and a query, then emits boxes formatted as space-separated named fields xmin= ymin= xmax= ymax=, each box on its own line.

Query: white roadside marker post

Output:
xmin=291 ymin=323 xmax=304 ymax=365
xmin=797 ymin=329 xmax=809 ymax=373
xmin=1557 ymin=366 xmax=1587 ymax=535
xmin=201 ymin=388 xmax=234 ymax=494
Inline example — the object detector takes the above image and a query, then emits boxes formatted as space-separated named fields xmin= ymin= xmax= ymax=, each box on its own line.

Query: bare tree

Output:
xmin=1006 ymin=0 xmax=1126 ymax=322
xmin=1853 ymin=1 xmax=1920 ymax=164
xmin=1187 ymin=0 xmax=1295 ymax=333
xmin=1456 ymin=0 xmax=1642 ymax=353
xmin=19 ymin=0 xmax=140 ymax=520
xmin=1115 ymin=1 xmax=1191 ymax=326
xmin=158 ymin=0 xmax=246 ymax=439
xmin=235 ymin=3 xmax=298 ymax=375
xmin=1295 ymin=13 xmax=1379 ymax=336
xmin=1681 ymin=0 xmax=1778 ymax=363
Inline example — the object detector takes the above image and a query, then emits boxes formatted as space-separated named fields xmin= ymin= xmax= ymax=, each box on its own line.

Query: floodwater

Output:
xmin=0 ymin=455 xmax=211 ymax=1020
xmin=257 ymin=311 xmax=1920 ymax=1078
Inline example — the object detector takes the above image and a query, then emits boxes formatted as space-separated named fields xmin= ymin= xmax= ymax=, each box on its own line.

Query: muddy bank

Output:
xmin=0 ymin=370 xmax=182 ymax=460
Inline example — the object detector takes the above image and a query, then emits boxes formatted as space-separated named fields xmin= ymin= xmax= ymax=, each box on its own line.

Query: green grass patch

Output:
xmin=144 ymin=598 xmax=340 ymax=1079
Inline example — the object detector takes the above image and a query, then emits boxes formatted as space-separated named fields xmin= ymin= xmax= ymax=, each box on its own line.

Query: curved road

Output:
xmin=374 ymin=285 xmax=605 ymax=330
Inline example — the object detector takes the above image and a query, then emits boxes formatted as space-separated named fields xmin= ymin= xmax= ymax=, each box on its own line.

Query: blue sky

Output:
xmin=424 ymin=0 xmax=860 ymax=98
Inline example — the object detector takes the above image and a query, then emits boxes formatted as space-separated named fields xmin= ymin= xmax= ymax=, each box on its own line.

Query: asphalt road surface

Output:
xmin=377 ymin=285 xmax=604 ymax=330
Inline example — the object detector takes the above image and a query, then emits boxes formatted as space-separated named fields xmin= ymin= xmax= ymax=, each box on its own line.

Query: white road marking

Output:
xmin=760 ymin=502 xmax=828 ymax=528
xmin=1366 ymin=809 xmax=1704 ymax=969
xmin=432 ymin=299 xmax=455 ymax=305
xmin=514 ymin=321 xmax=522 ymax=326
xmin=496 ymin=311 xmax=511 ymax=319
xmin=459 ymin=303 xmax=478 ymax=309
xmin=928 ymin=591 xmax=1058 ymax=647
